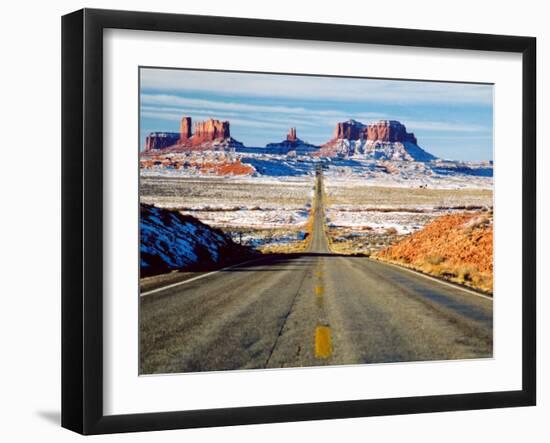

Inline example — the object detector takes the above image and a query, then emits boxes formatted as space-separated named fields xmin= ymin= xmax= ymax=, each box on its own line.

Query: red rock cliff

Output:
xmin=333 ymin=120 xmax=366 ymax=140
xmin=179 ymin=117 xmax=192 ymax=142
xmin=144 ymin=132 xmax=180 ymax=151
xmin=142 ymin=115 xmax=242 ymax=153
xmin=366 ymin=120 xmax=417 ymax=144
xmin=286 ymin=127 xmax=297 ymax=142
xmin=329 ymin=119 xmax=417 ymax=144
xmin=193 ymin=119 xmax=230 ymax=143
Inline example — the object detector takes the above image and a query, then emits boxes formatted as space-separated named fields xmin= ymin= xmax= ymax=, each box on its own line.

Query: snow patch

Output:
xmin=140 ymin=204 xmax=249 ymax=276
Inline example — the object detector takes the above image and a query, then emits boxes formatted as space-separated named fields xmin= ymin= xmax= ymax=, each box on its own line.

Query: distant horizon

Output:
xmin=140 ymin=68 xmax=494 ymax=161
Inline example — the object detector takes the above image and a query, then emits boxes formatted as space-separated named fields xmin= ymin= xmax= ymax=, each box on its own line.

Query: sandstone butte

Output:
xmin=191 ymin=119 xmax=230 ymax=144
xmin=377 ymin=212 xmax=493 ymax=293
xmin=316 ymin=119 xmax=420 ymax=158
xmin=145 ymin=117 xmax=422 ymax=154
xmin=144 ymin=116 xmax=233 ymax=152
xmin=331 ymin=119 xmax=417 ymax=144
xmin=179 ymin=116 xmax=192 ymax=141
xmin=286 ymin=127 xmax=298 ymax=142
xmin=144 ymin=132 xmax=180 ymax=151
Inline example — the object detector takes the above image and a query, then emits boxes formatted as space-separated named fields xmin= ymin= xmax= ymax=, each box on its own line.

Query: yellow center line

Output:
xmin=315 ymin=326 xmax=333 ymax=358
xmin=315 ymin=285 xmax=324 ymax=296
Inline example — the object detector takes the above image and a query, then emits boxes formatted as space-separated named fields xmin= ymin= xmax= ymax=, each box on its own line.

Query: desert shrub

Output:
xmin=385 ymin=227 xmax=398 ymax=235
xmin=463 ymin=215 xmax=490 ymax=230
xmin=440 ymin=270 xmax=457 ymax=278
xmin=426 ymin=255 xmax=446 ymax=265
xmin=458 ymin=266 xmax=478 ymax=283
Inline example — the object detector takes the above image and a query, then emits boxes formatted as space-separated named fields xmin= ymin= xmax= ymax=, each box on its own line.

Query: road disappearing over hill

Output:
xmin=140 ymin=165 xmax=493 ymax=374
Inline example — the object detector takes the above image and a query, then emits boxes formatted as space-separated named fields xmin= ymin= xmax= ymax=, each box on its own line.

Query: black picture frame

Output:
xmin=62 ymin=8 xmax=536 ymax=435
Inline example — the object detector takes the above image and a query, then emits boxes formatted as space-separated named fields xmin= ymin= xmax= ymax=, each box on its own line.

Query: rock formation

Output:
xmin=333 ymin=119 xmax=366 ymax=140
xmin=330 ymin=119 xmax=417 ymax=144
xmin=193 ymin=119 xmax=230 ymax=143
xmin=144 ymin=132 xmax=180 ymax=152
xmin=142 ymin=116 xmax=244 ymax=153
xmin=140 ymin=203 xmax=254 ymax=277
xmin=143 ymin=116 xmax=433 ymax=160
xmin=179 ymin=116 xmax=192 ymax=142
xmin=367 ymin=120 xmax=417 ymax=144
xmin=321 ymin=119 xmax=435 ymax=161
xmin=287 ymin=127 xmax=297 ymax=142
xmin=265 ymin=127 xmax=319 ymax=155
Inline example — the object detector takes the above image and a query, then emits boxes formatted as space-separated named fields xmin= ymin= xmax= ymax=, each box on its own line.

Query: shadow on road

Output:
xmin=141 ymin=251 xmax=370 ymax=283
xmin=219 ymin=251 xmax=369 ymax=272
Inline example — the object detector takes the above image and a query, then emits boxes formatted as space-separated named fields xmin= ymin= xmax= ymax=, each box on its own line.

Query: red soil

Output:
xmin=378 ymin=212 xmax=493 ymax=292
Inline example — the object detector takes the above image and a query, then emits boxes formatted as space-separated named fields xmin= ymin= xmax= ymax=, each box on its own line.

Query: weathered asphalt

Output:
xmin=140 ymin=166 xmax=493 ymax=374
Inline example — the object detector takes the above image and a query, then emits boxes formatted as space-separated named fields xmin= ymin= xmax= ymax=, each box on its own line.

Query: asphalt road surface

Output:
xmin=140 ymin=166 xmax=493 ymax=374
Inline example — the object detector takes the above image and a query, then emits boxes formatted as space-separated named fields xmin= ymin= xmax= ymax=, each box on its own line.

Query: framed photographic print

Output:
xmin=62 ymin=8 xmax=536 ymax=434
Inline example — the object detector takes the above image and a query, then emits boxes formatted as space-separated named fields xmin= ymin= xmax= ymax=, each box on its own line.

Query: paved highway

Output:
xmin=140 ymin=166 xmax=492 ymax=374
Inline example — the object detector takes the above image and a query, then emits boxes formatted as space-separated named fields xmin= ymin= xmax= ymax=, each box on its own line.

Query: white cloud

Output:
xmin=141 ymin=110 xmax=287 ymax=130
xmin=141 ymin=94 xmax=311 ymax=115
xmin=421 ymin=135 xmax=493 ymax=140
xmin=140 ymin=68 xmax=493 ymax=106
xmin=404 ymin=120 xmax=491 ymax=133
xmin=141 ymin=97 xmax=490 ymax=137
xmin=140 ymin=96 xmax=385 ymax=129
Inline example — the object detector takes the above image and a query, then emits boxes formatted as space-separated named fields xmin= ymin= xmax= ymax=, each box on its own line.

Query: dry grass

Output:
xmin=325 ymin=184 xmax=493 ymax=208
xmin=326 ymin=225 xmax=404 ymax=257
xmin=259 ymin=240 xmax=309 ymax=254
xmin=411 ymin=261 xmax=493 ymax=293
xmin=377 ymin=212 xmax=493 ymax=294
xmin=140 ymin=176 xmax=312 ymax=208
xmin=329 ymin=239 xmax=371 ymax=256
xmin=259 ymin=199 xmax=317 ymax=254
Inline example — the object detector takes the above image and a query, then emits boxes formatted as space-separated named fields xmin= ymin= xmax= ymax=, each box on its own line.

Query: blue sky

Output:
xmin=140 ymin=68 xmax=493 ymax=161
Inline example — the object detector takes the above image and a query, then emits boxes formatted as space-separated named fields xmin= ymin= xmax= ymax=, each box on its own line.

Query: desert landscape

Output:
xmin=138 ymin=69 xmax=493 ymax=374
xmin=140 ymin=119 xmax=493 ymax=293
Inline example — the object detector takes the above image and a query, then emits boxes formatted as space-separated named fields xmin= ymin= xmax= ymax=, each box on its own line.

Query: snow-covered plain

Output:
xmin=178 ymin=208 xmax=309 ymax=229
xmin=140 ymin=153 xmax=493 ymax=255
xmin=326 ymin=209 xmax=440 ymax=235
xmin=323 ymin=158 xmax=493 ymax=190
xmin=323 ymin=166 xmax=492 ymax=253
xmin=141 ymin=152 xmax=493 ymax=190
xmin=140 ymin=175 xmax=314 ymax=251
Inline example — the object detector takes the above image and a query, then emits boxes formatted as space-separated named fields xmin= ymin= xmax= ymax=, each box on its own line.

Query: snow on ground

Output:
xmin=326 ymin=209 xmax=440 ymax=235
xmin=140 ymin=204 xmax=248 ymax=275
xmin=141 ymin=151 xmax=493 ymax=190
xmin=240 ymin=156 xmax=316 ymax=176
xmin=324 ymin=161 xmax=492 ymax=253
xmin=179 ymin=208 xmax=309 ymax=229
xmin=140 ymin=175 xmax=314 ymax=253
xmin=323 ymin=158 xmax=493 ymax=190
xmin=230 ymin=231 xmax=307 ymax=249
xmin=140 ymin=155 xmax=493 ymax=257
xmin=140 ymin=175 xmax=313 ymax=224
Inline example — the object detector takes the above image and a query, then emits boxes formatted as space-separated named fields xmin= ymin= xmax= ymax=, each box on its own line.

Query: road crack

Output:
xmin=263 ymin=266 xmax=310 ymax=368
